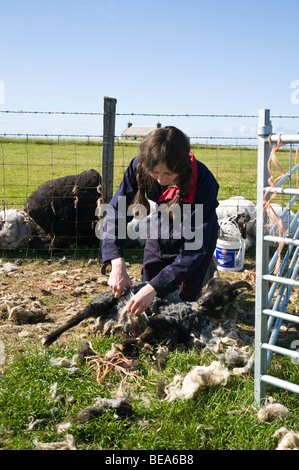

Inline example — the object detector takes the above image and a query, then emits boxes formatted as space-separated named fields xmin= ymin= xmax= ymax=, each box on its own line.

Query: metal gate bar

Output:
xmin=254 ymin=109 xmax=299 ymax=406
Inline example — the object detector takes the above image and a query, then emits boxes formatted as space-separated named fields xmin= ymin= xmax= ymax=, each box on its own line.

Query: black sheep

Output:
xmin=24 ymin=169 xmax=101 ymax=248
xmin=42 ymin=274 xmax=252 ymax=350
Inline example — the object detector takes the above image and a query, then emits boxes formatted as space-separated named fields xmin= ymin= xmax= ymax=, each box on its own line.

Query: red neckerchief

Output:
xmin=157 ymin=152 xmax=197 ymax=203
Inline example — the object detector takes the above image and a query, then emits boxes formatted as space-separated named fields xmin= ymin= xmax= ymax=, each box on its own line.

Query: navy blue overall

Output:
xmin=101 ymin=153 xmax=219 ymax=300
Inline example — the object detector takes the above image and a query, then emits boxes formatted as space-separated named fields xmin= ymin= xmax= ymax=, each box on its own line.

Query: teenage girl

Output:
xmin=101 ymin=126 xmax=219 ymax=315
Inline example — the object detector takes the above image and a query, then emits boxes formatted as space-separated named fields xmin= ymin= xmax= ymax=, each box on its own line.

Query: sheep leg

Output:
xmin=42 ymin=291 xmax=118 ymax=347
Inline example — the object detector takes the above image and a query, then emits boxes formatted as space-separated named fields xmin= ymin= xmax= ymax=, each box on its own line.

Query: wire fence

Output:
xmin=0 ymin=102 xmax=298 ymax=258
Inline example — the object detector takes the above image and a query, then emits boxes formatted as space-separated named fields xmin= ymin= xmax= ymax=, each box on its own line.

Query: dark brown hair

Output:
xmin=132 ymin=126 xmax=192 ymax=214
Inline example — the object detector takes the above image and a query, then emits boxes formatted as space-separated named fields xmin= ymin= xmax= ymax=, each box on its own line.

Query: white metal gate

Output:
xmin=254 ymin=109 xmax=299 ymax=406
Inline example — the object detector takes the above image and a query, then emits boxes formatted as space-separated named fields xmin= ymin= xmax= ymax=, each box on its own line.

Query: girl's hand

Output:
xmin=108 ymin=258 xmax=132 ymax=298
xmin=127 ymin=284 xmax=157 ymax=315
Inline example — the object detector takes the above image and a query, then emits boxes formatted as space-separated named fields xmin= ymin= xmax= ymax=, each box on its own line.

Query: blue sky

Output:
xmin=0 ymin=0 xmax=298 ymax=141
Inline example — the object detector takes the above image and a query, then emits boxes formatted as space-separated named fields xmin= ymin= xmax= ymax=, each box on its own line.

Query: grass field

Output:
xmin=0 ymin=138 xmax=261 ymax=208
xmin=0 ymin=326 xmax=298 ymax=451
xmin=0 ymin=137 xmax=295 ymax=211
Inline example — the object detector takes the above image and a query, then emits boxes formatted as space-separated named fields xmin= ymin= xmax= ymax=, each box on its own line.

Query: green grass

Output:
xmin=0 ymin=138 xmax=259 ymax=208
xmin=1 ymin=137 xmax=295 ymax=212
xmin=0 ymin=339 xmax=298 ymax=451
xmin=0 ymin=139 xmax=104 ymax=208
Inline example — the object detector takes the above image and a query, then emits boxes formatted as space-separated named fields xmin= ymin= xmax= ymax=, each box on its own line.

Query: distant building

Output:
xmin=121 ymin=122 xmax=161 ymax=141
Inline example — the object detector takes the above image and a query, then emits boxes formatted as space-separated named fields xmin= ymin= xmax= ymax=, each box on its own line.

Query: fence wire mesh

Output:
xmin=0 ymin=135 xmax=258 ymax=259
xmin=0 ymin=106 xmax=298 ymax=260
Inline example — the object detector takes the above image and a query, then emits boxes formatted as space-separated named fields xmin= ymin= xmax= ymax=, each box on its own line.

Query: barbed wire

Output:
xmin=1 ymin=109 xmax=299 ymax=118
xmin=0 ymin=110 xmax=102 ymax=115
xmin=0 ymin=132 xmax=257 ymax=140
xmin=0 ymin=133 xmax=103 ymax=138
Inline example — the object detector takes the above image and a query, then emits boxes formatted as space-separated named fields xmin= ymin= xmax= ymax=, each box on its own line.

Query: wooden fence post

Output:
xmin=102 ymin=97 xmax=117 ymax=203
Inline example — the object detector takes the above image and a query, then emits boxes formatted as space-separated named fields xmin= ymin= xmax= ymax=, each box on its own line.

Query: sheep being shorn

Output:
xmin=43 ymin=274 xmax=252 ymax=353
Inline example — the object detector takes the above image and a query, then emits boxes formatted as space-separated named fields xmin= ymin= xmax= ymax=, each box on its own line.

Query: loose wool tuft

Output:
xmin=164 ymin=361 xmax=231 ymax=401
xmin=274 ymin=428 xmax=299 ymax=450
xmin=258 ymin=398 xmax=289 ymax=422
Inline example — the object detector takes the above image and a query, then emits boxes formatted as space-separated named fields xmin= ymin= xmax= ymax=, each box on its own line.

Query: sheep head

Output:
xmin=195 ymin=276 xmax=252 ymax=323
